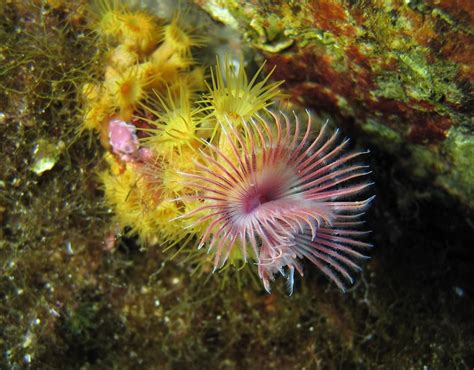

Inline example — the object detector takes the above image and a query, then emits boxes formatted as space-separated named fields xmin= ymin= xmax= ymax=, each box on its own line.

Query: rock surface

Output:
xmin=196 ymin=0 xmax=474 ymax=208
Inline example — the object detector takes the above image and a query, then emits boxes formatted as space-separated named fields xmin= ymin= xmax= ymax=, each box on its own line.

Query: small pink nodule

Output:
xmin=108 ymin=119 xmax=139 ymax=162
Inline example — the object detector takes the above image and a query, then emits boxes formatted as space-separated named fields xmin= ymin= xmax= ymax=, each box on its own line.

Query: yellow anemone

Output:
xmin=152 ymin=12 xmax=206 ymax=64
xmin=104 ymin=65 xmax=149 ymax=121
xmin=140 ymin=86 xmax=207 ymax=159
xmin=202 ymin=57 xmax=283 ymax=125
xmin=118 ymin=11 xmax=163 ymax=56
xmin=90 ymin=0 xmax=162 ymax=56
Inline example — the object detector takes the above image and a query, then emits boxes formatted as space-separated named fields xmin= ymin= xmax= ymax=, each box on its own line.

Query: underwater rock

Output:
xmin=2 ymin=1 xmax=473 ymax=369
xmin=195 ymin=0 xmax=474 ymax=208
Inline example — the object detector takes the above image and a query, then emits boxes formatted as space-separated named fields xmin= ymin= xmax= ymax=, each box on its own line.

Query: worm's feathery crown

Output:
xmin=181 ymin=110 xmax=373 ymax=293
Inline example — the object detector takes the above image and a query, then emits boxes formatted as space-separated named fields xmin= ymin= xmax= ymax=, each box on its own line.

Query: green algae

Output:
xmin=438 ymin=127 xmax=474 ymax=208
xmin=360 ymin=118 xmax=403 ymax=153
xmin=384 ymin=50 xmax=462 ymax=105
xmin=360 ymin=119 xmax=474 ymax=207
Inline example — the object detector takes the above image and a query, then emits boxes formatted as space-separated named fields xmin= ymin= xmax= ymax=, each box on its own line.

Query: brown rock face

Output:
xmin=196 ymin=0 xmax=474 ymax=208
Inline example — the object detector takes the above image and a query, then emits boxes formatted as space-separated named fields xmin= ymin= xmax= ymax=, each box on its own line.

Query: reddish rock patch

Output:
xmin=267 ymin=48 xmax=455 ymax=144
xmin=408 ymin=115 xmax=453 ymax=144
xmin=310 ymin=0 xmax=355 ymax=37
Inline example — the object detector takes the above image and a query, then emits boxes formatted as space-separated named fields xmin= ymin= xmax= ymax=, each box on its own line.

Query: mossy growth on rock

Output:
xmin=196 ymin=0 xmax=474 ymax=210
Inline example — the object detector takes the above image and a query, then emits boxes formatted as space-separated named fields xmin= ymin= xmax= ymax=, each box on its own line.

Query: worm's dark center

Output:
xmin=243 ymin=182 xmax=280 ymax=214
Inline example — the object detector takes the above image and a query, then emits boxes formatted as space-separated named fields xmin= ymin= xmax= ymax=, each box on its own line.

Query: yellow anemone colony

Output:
xmin=82 ymin=1 xmax=282 ymax=258
xmin=82 ymin=2 xmax=374 ymax=294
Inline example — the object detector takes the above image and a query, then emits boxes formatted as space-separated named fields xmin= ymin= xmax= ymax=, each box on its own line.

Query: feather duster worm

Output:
xmin=180 ymin=110 xmax=374 ymax=293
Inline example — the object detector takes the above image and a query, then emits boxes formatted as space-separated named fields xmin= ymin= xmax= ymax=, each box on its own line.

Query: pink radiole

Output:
xmin=182 ymin=110 xmax=374 ymax=294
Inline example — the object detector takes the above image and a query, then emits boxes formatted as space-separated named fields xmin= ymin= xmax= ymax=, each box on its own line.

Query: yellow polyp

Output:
xmin=151 ymin=40 xmax=194 ymax=68
xmin=81 ymin=83 xmax=101 ymax=103
xmin=147 ymin=113 xmax=201 ymax=159
xmin=104 ymin=152 xmax=125 ymax=176
xmin=135 ymin=61 xmax=163 ymax=89
xmin=161 ymin=153 xmax=199 ymax=197
xmin=187 ymin=66 xmax=207 ymax=91
xmin=162 ymin=167 xmax=186 ymax=196
xmin=104 ymin=65 xmax=147 ymax=121
xmin=89 ymin=0 xmax=126 ymax=39
xmin=152 ymin=12 xmax=206 ymax=65
xmin=82 ymin=94 xmax=114 ymax=132
xmin=101 ymin=165 xmax=138 ymax=222
xmin=101 ymin=164 xmax=165 ymax=244
xmin=136 ymin=52 xmax=194 ymax=92
xmin=140 ymin=86 xmax=205 ymax=159
xmin=108 ymin=45 xmax=139 ymax=72
xmin=136 ymin=150 xmax=199 ymax=210
xmin=151 ymin=201 xmax=186 ymax=241
xmin=152 ymin=60 xmax=180 ymax=85
xmin=167 ymin=67 xmax=206 ymax=100
xmin=90 ymin=0 xmax=162 ymax=56
xmin=202 ymin=57 xmax=284 ymax=125
xmin=163 ymin=22 xmax=190 ymax=55
xmin=166 ymin=52 xmax=195 ymax=71
xmin=118 ymin=12 xmax=163 ymax=56
xmin=135 ymin=58 xmax=186 ymax=90
xmin=104 ymin=158 xmax=190 ymax=244
xmin=101 ymin=164 xmax=139 ymax=209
